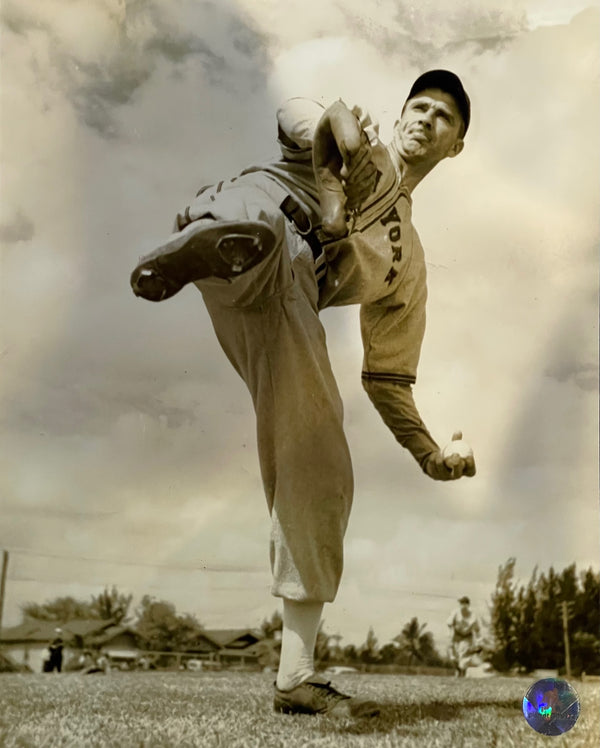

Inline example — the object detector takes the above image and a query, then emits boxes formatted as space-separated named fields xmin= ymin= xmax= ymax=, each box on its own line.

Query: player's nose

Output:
xmin=418 ymin=108 xmax=434 ymax=127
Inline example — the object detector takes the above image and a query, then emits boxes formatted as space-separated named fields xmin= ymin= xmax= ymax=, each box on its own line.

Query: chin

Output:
xmin=398 ymin=137 xmax=424 ymax=154
xmin=400 ymin=147 xmax=426 ymax=163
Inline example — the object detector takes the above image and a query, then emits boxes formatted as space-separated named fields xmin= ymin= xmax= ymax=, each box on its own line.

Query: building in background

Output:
xmin=0 ymin=619 xmax=115 ymax=673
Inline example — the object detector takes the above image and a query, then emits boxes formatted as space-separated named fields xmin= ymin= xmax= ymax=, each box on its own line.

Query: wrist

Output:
xmin=424 ymin=451 xmax=452 ymax=481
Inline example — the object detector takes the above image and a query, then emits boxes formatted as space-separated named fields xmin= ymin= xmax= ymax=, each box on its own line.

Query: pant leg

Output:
xmin=454 ymin=638 xmax=472 ymax=672
xmin=195 ymin=181 xmax=353 ymax=603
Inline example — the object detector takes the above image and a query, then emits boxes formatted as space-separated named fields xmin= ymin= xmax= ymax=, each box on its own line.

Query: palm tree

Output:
xmin=359 ymin=627 xmax=379 ymax=664
xmin=394 ymin=617 xmax=435 ymax=666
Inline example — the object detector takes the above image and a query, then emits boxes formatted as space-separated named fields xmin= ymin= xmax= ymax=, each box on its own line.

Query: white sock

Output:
xmin=276 ymin=599 xmax=324 ymax=691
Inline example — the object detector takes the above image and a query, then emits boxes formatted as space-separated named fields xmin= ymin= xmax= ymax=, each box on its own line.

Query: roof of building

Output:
xmin=218 ymin=641 xmax=265 ymax=659
xmin=180 ymin=632 xmax=222 ymax=652
xmin=202 ymin=629 xmax=262 ymax=648
xmin=87 ymin=625 xmax=142 ymax=646
xmin=0 ymin=619 xmax=114 ymax=643
xmin=1 ymin=622 xmax=266 ymax=651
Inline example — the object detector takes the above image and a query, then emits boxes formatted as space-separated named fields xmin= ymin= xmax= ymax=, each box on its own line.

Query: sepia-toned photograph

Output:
xmin=1 ymin=0 xmax=598 ymax=745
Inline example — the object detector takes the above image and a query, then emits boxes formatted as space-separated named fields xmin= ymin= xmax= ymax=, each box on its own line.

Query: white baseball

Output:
xmin=442 ymin=439 xmax=473 ymax=460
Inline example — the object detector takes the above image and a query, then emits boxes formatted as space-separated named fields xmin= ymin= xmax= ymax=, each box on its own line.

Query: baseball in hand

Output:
xmin=442 ymin=431 xmax=474 ymax=461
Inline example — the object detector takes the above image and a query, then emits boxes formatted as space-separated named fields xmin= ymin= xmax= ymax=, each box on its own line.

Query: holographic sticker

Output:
xmin=522 ymin=678 xmax=581 ymax=736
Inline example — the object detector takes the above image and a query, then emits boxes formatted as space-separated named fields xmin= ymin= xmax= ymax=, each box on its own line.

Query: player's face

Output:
xmin=394 ymin=88 xmax=464 ymax=166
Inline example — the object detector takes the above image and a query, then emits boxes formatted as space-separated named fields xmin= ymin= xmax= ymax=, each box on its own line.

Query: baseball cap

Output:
xmin=458 ymin=596 xmax=470 ymax=605
xmin=406 ymin=70 xmax=471 ymax=135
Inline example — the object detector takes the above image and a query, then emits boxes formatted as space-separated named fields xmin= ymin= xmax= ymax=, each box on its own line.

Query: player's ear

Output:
xmin=447 ymin=138 xmax=464 ymax=158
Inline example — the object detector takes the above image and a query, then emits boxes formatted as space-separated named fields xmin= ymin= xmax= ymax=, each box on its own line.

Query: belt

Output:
xmin=279 ymin=195 xmax=327 ymax=286
xmin=453 ymin=632 xmax=474 ymax=641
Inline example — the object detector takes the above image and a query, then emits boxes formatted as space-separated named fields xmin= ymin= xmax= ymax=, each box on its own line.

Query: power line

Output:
xmin=4 ymin=548 xmax=487 ymax=602
xmin=6 ymin=547 xmax=265 ymax=573
xmin=386 ymin=589 xmax=460 ymax=600
xmin=7 ymin=574 xmax=269 ymax=593
xmin=7 ymin=574 xmax=457 ymax=597
xmin=6 ymin=573 xmax=473 ymax=602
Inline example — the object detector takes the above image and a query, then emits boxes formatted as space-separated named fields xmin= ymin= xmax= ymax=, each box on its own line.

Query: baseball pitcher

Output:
xmin=131 ymin=69 xmax=476 ymax=717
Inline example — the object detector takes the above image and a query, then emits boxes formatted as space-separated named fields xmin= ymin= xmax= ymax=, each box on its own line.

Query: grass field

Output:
xmin=0 ymin=671 xmax=597 ymax=747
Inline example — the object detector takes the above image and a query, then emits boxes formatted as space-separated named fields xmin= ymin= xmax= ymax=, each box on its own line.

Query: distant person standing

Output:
xmin=45 ymin=628 xmax=64 ymax=673
xmin=447 ymin=597 xmax=481 ymax=677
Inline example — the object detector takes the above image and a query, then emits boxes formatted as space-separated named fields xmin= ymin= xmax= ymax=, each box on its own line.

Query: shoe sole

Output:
xmin=131 ymin=219 xmax=276 ymax=302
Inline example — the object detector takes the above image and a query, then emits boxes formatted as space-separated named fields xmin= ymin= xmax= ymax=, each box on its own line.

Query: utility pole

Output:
xmin=0 ymin=550 xmax=8 ymax=637
xmin=561 ymin=600 xmax=572 ymax=679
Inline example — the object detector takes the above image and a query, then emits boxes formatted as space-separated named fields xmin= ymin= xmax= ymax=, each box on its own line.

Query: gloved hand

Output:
xmin=425 ymin=431 xmax=476 ymax=481
xmin=312 ymin=101 xmax=378 ymax=238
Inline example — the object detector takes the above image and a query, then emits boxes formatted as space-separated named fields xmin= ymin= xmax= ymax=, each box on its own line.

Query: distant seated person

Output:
xmin=96 ymin=654 xmax=111 ymax=673
xmin=78 ymin=649 xmax=110 ymax=674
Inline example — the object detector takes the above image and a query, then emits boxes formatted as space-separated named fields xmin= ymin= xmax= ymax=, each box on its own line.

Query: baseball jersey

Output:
xmin=447 ymin=609 xmax=480 ymax=639
xmin=267 ymin=98 xmax=440 ymax=469
xmin=182 ymin=98 xmax=441 ymax=471
xmin=243 ymin=99 xmax=426 ymax=367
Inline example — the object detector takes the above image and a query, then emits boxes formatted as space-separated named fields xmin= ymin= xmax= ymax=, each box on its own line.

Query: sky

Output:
xmin=1 ymin=0 xmax=598 ymax=651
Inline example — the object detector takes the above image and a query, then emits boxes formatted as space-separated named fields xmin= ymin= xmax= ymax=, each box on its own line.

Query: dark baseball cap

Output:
xmin=458 ymin=596 xmax=470 ymax=605
xmin=406 ymin=70 xmax=471 ymax=135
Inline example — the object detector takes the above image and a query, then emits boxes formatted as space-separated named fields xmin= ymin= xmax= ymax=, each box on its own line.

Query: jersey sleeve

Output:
xmin=276 ymin=98 xmax=381 ymax=161
xmin=276 ymin=98 xmax=325 ymax=161
xmin=360 ymin=267 xmax=440 ymax=471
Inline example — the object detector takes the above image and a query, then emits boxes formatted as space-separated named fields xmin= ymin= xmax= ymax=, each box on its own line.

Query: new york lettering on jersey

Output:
xmin=317 ymin=157 xmax=417 ymax=310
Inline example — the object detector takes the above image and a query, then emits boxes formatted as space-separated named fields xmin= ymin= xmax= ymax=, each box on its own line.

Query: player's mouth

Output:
xmin=409 ymin=128 xmax=430 ymax=143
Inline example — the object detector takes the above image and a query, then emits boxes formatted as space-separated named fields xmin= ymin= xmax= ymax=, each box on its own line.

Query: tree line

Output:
xmin=259 ymin=610 xmax=449 ymax=669
xmin=21 ymin=588 xmax=207 ymax=653
xmin=488 ymin=558 xmax=600 ymax=674
xmin=19 ymin=589 xmax=449 ymax=668
xmin=18 ymin=557 xmax=598 ymax=673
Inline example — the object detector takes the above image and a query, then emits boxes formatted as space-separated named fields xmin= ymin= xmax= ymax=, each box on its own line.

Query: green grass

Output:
xmin=0 ymin=672 xmax=597 ymax=747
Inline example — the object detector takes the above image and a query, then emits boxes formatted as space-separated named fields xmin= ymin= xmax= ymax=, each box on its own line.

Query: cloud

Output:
xmin=337 ymin=0 xmax=528 ymax=54
xmin=0 ymin=211 xmax=35 ymax=244
xmin=542 ymin=291 xmax=599 ymax=392
xmin=545 ymin=361 xmax=599 ymax=391
xmin=145 ymin=31 xmax=224 ymax=67
xmin=0 ymin=0 xmax=270 ymax=137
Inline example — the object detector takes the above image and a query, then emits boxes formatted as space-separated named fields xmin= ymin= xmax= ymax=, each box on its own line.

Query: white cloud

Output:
xmin=0 ymin=0 xmax=270 ymax=136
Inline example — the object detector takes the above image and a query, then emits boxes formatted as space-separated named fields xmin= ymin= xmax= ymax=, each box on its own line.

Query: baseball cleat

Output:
xmin=273 ymin=676 xmax=380 ymax=718
xmin=130 ymin=219 xmax=277 ymax=301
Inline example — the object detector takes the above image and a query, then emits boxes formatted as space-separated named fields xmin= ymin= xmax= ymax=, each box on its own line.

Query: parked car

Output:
xmin=186 ymin=659 xmax=204 ymax=671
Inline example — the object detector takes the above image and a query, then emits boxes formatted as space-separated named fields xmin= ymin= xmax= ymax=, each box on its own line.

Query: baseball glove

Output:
xmin=312 ymin=101 xmax=378 ymax=238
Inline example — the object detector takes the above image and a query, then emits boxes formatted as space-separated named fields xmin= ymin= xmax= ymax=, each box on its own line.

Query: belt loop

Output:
xmin=280 ymin=195 xmax=313 ymax=236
